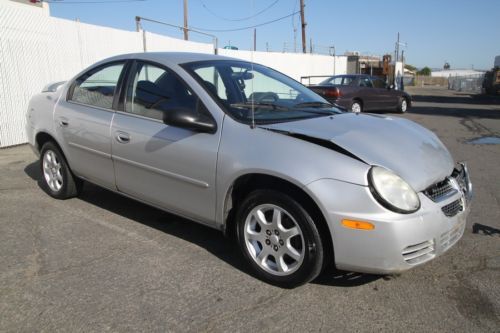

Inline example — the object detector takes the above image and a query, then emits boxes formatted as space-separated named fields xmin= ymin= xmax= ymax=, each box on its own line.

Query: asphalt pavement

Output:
xmin=0 ymin=86 xmax=499 ymax=332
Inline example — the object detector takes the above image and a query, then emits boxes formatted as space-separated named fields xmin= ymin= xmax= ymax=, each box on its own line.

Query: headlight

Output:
xmin=369 ymin=166 xmax=420 ymax=214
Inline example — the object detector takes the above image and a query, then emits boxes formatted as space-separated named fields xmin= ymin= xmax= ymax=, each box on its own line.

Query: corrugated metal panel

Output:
xmin=0 ymin=1 xmax=144 ymax=147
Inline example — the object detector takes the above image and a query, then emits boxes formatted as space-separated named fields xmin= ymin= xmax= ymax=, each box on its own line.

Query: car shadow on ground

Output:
xmin=411 ymin=92 xmax=500 ymax=105
xmin=24 ymin=161 xmax=381 ymax=288
xmin=369 ymin=105 xmax=499 ymax=121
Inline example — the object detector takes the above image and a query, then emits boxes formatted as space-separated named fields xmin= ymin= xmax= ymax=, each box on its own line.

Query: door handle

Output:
xmin=115 ymin=131 xmax=130 ymax=143
xmin=59 ymin=117 xmax=69 ymax=127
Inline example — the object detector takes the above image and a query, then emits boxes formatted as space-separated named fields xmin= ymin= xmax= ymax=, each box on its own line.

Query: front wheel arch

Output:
xmin=222 ymin=173 xmax=334 ymax=270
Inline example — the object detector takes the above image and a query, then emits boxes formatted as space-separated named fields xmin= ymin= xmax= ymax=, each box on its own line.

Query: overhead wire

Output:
xmin=197 ymin=0 xmax=280 ymax=22
xmin=191 ymin=10 xmax=299 ymax=32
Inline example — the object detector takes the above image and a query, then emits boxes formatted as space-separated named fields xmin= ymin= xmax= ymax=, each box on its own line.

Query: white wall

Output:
xmin=144 ymin=31 xmax=214 ymax=54
xmin=0 ymin=0 xmax=347 ymax=147
xmin=219 ymin=49 xmax=347 ymax=84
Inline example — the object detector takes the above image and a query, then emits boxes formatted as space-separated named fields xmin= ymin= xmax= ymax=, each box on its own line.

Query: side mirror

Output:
xmin=162 ymin=107 xmax=217 ymax=134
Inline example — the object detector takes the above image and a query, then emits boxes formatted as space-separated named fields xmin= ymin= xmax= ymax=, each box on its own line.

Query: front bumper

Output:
xmin=306 ymin=164 xmax=472 ymax=274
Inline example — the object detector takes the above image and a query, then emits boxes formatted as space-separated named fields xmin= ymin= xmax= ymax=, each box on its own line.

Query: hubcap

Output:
xmin=243 ymin=204 xmax=305 ymax=276
xmin=351 ymin=103 xmax=361 ymax=113
xmin=401 ymin=100 xmax=407 ymax=112
xmin=43 ymin=150 xmax=63 ymax=192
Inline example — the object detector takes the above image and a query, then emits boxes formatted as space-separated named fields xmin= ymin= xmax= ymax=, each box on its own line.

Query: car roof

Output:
xmin=98 ymin=52 xmax=237 ymax=67
xmin=330 ymin=74 xmax=369 ymax=79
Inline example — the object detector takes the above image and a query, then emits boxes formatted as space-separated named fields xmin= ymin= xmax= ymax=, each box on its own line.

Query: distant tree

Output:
xmin=444 ymin=62 xmax=450 ymax=70
xmin=405 ymin=64 xmax=417 ymax=72
xmin=418 ymin=67 xmax=432 ymax=76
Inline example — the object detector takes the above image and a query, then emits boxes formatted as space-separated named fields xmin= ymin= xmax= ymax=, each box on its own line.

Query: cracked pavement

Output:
xmin=0 ymin=86 xmax=499 ymax=332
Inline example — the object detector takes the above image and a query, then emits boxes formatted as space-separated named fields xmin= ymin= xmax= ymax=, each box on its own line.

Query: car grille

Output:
xmin=424 ymin=178 xmax=456 ymax=202
xmin=402 ymin=240 xmax=435 ymax=265
xmin=441 ymin=199 xmax=464 ymax=217
xmin=440 ymin=219 xmax=466 ymax=251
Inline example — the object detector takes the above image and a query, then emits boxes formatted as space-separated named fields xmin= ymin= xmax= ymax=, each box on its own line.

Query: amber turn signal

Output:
xmin=341 ymin=219 xmax=375 ymax=230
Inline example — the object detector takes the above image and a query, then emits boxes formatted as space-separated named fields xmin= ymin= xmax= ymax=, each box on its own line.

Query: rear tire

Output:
xmin=350 ymin=100 xmax=362 ymax=113
xmin=236 ymin=190 xmax=324 ymax=288
xmin=40 ymin=142 xmax=82 ymax=199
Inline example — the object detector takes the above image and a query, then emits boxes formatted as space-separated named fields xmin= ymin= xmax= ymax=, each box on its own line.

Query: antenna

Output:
xmin=250 ymin=0 xmax=256 ymax=129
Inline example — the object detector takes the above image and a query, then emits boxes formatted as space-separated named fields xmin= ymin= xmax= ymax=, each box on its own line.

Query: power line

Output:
xmin=197 ymin=0 xmax=280 ymax=22
xmin=191 ymin=10 xmax=299 ymax=32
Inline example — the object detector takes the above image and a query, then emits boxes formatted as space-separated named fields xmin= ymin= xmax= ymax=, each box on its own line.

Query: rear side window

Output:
xmin=320 ymin=76 xmax=354 ymax=86
xmin=69 ymin=63 xmax=125 ymax=109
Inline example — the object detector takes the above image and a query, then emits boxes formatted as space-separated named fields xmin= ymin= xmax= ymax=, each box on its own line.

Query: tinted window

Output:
xmin=320 ymin=76 xmax=354 ymax=86
xmin=192 ymin=66 xmax=228 ymax=101
xmin=70 ymin=63 xmax=125 ymax=109
xmin=125 ymin=62 xmax=198 ymax=121
xmin=372 ymin=79 xmax=387 ymax=89
xmin=359 ymin=77 xmax=373 ymax=88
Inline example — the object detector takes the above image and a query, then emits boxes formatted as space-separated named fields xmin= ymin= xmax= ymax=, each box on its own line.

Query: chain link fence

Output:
xmin=448 ymin=74 xmax=485 ymax=93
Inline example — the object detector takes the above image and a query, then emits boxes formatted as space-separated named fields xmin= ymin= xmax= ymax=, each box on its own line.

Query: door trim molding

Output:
xmin=112 ymin=155 xmax=210 ymax=188
xmin=68 ymin=141 xmax=111 ymax=158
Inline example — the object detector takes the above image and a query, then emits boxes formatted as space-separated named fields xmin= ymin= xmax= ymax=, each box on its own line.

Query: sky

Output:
xmin=48 ymin=0 xmax=500 ymax=70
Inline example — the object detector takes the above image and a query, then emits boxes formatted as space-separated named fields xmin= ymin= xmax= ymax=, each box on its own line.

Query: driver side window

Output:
xmin=125 ymin=62 xmax=197 ymax=121
xmin=193 ymin=66 xmax=228 ymax=101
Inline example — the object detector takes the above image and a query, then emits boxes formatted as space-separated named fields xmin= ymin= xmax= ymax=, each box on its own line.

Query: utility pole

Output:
xmin=253 ymin=28 xmax=257 ymax=51
xmin=395 ymin=32 xmax=400 ymax=62
xmin=300 ymin=0 xmax=306 ymax=53
xmin=135 ymin=16 xmax=141 ymax=32
xmin=293 ymin=27 xmax=297 ymax=53
xmin=183 ymin=0 xmax=189 ymax=40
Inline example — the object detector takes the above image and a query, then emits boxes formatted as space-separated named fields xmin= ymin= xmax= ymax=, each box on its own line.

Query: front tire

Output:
xmin=236 ymin=190 xmax=324 ymax=288
xmin=40 ymin=142 xmax=82 ymax=199
xmin=397 ymin=97 xmax=408 ymax=113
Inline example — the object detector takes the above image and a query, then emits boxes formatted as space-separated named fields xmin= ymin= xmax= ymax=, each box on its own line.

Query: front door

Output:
xmin=111 ymin=61 xmax=221 ymax=223
xmin=371 ymin=77 xmax=396 ymax=109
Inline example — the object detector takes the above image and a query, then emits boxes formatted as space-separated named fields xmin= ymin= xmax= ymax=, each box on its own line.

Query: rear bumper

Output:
xmin=327 ymin=97 xmax=351 ymax=110
xmin=306 ymin=166 xmax=471 ymax=274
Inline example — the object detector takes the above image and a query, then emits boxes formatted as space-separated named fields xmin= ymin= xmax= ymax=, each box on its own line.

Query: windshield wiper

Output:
xmin=294 ymin=101 xmax=333 ymax=108
xmin=230 ymin=102 xmax=289 ymax=111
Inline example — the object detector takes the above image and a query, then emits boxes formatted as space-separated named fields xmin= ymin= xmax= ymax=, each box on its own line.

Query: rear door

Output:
xmin=55 ymin=61 xmax=127 ymax=189
xmin=111 ymin=61 xmax=221 ymax=223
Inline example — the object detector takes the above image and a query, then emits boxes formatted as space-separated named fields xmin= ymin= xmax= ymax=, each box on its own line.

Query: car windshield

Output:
xmin=183 ymin=60 xmax=342 ymax=124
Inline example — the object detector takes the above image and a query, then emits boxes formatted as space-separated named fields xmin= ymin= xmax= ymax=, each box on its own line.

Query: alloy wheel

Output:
xmin=43 ymin=150 xmax=63 ymax=192
xmin=351 ymin=102 xmax=361 ymax=113
xmin=401 ymin=99 xmax=407 ymax=112
xmin=243 ymin=204 xmax=305 ymax=276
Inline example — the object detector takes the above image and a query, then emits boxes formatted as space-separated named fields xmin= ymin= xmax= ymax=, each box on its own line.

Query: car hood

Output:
xmin=260 ymin=113 xmax=454 ymax=191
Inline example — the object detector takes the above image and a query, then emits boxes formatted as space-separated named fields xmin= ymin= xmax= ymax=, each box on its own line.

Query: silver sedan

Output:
xmin=26 ymin=52 xmax=472 ymax=287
